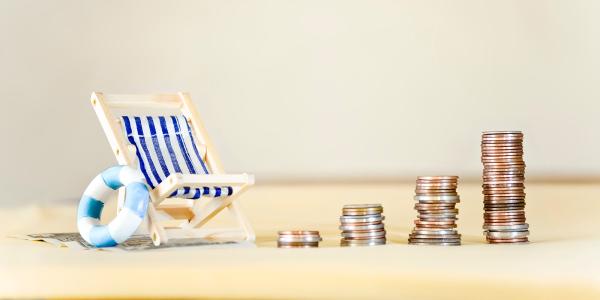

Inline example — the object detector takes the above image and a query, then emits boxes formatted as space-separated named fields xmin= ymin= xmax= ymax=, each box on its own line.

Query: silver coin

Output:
xmin=409 ymin=234 xmax=461 ymax=239
xmin=341 ymin=239 xmax=386 ymax=247
xmin=412 ymin=229 xmax=457 ymax=235
xmin=408 ymin=242 xmax=461 ymax=246
xmin=415 ymin=185 xmax=458 ymax=189
xmin=408 ymin=238 xmax=461 ymax=243
xmin=278 ymin=231 xmax=321 ymax=236
xmin=341 ymin=237 xmax=386 ymax=243
xmin=278 ymin=231 xmax=322 ymax=237
xmin=341 ymin=230 xmax=386 ymax=238
xmin=416 ymin=175 xmax=459 ymax=181
xmin=278 ymin=236 xmax=323 ymax=243
xmin=343 ymin=209 xmax=384 ymax=216
xmin=343 ymin=209 xmax=383 ymax=216
xmin=485 ymin=231 xmax=530 ymax=239
xmin=484 ymin=224 xmax=529 ymax=231
xmin=482 ymin=130 xmax=523 ymax=135
xmin=343 ymin=204 xmax=382 ymax=209
xmin=339 ymin=223 xmax=385 ymax=231
xmin=414 ymin=194 xmax=460 ymax=200
xmin=340 ymin=215 xmax=385 ymax=223
xmin=414 ymin=203 xmax=457 ymax=208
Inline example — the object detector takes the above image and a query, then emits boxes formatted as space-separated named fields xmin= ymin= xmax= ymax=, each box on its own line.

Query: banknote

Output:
xmin=11 ymin=232 xmax=251 ymax=251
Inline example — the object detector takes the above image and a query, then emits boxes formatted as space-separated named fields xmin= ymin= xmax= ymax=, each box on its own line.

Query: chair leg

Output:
xmin=147 ymin=204 xmax=168 ymax=246
xmin=227 ymin=200 xmax=255 ymax=241
xmin=186 ymin=185 xmax=252 ymax=236
xmin=187 ymin=195 xmax=236 ymax=228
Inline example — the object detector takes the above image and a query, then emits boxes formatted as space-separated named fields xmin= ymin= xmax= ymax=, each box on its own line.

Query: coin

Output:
xmin=417 ymin=176 xmax=459 ymax=180
xmin=343 ymin=204 xmax=382 ymax=209
xmin=409 ymin=175 xmax=462 ymax=246
xmin=340 ymin=238 xmax=386 ymax=246
xmin=339 ymin=204 xmax=387 ymax=246
xmin=408 ymin=242 xmax=461 ymax=246
xmin=277 ymin=235 xmax=323 ymax=243
xmin=482 ymin=182 xmax=525 ymax=187
xmin=483 ymin=224 xmax=529 ymax=231
xmin=412 ymin=229 xmax=458 ymax=234
xmin=484 ymin=215 xmax=526 ymax=219
xmin=340 ymin=214 xmax=385 ymax=222
xmin=486 ymin=238 xmax=529 ymax=243
xmin=414 ymin=191 xmax=458 ymax=196
xmin=342 ymin=230 xmax=387 ymax=239
xmin=416 ymin=224 xmax=457 ymax=229
xmin=277 ymin=230 xmax=322 ymax=248
xmin=277 ymin=243 xmax=320 ymax=248
xmin=483 ymin=196 xmax=526 ymax=201
xmin=339 ymin=223 xmax=385 ymax=231
xmin=484 ymin=215 xmax=525 ymax=222
xmin=418 ymin=214 xmax=458 ymax=219
xmin=408 ymin=238 xmax=461 ymax=244
xmin=484 ymin=217 xmax=527 ymax=222
xmin=278 ymin=230 xmax=319 ymax=236
xmin=417 ymin=208 xmax=459 ymax=214
xmin=481 ymin=131 xmax=530 ymax=243
xmin=409 ymin=233 xmax=461 ymax=239
xmin=342 ymin=204 xmax=384 ymax=215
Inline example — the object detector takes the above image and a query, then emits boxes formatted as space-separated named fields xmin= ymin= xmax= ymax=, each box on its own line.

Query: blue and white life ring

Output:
xmin=77 ymin=165 xmax=150 ymax=247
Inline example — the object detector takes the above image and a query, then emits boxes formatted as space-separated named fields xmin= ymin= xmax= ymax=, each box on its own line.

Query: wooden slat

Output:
xmin=155 ymin=173 xmax=253 ymax=199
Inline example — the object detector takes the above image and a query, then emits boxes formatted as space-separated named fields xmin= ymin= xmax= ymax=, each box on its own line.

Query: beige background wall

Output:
xmin=0 ymin=0 xmax=599 ymax=204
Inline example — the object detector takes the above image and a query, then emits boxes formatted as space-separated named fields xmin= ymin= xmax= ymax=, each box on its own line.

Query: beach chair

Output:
xmin=91 ymin=92 xmax=255 ymax=245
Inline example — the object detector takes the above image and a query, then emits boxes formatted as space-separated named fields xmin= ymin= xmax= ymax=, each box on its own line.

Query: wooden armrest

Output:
xmin=155 ymin=173 xmax=254 ymax=199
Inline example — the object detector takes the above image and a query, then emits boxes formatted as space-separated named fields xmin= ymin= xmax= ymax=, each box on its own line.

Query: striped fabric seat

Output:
xmin=121 ymin=115 xmax=233 ymax=199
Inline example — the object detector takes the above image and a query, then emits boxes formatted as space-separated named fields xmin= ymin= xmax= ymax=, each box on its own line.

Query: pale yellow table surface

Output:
xmin=1 ymin=182 xmax=599 ymax=299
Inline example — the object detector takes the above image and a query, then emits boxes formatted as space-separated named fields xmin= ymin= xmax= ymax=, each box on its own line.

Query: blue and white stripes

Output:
xmin=77 ymin=166 xmax=149 ymax=247
xmin=121 ymin=115 xmax=233 ymax=199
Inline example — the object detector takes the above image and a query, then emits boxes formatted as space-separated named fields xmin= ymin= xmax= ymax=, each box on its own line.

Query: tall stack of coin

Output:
xmin=277 ymin=230 xmax=322 ymax=248
xmin=339 ymin=204 xmax=386 ymax=246
xmin=409 ymin=176 xmax=461 ymax=246
xmin=481 ymin=131 xmax=529 ymax=243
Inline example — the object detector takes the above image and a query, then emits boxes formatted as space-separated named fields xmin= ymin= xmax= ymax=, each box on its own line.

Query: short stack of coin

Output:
xmin=481 ymin=131 xmax=529 ymax=243
xmin=277 ymin=230 xmax=322 ymax=248
xmin=409 ymin=176 xmax=461 ymax=246
xmin=339 ymin=204 xmax=386 ymax=246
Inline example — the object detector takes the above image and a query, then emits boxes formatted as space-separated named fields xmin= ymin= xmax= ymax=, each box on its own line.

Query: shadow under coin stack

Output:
xmin=339 ymin=204 xmax=386 ymax=246
xmin=277 ymin=230 xmax=322 ymax=248
xmin=481 ymin=131 xmax=529 ymax=243
xmin=409 ymin=176 xmax=461 ymax=246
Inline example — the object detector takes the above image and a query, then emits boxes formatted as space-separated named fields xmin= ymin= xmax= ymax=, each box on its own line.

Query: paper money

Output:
xmin=11 ymin=232 xmax=251 ymax=251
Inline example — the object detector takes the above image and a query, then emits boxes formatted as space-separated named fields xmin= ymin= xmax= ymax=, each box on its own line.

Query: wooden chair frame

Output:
xmin=91 ymin=92 xmax=255 ymax=245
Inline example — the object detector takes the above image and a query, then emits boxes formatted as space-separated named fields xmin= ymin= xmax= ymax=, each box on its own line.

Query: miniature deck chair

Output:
xmin=91 ymin=92 xmax=255 ymax=245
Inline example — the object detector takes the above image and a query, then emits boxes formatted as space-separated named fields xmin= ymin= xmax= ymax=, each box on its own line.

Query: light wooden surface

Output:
xmin=1 ymin=182 xmax=599 ymax=299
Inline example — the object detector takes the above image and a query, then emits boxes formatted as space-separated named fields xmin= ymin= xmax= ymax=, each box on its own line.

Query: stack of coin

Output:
xmin=339 ymin=204 xmax=386 ymax=246
xmin=408 ymin=176 xmax=461 ymax=246
xmin=277 ymin=230 xmax=322 ymax=248
xmin=481 ymin=131 xmax=529 ymax=243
